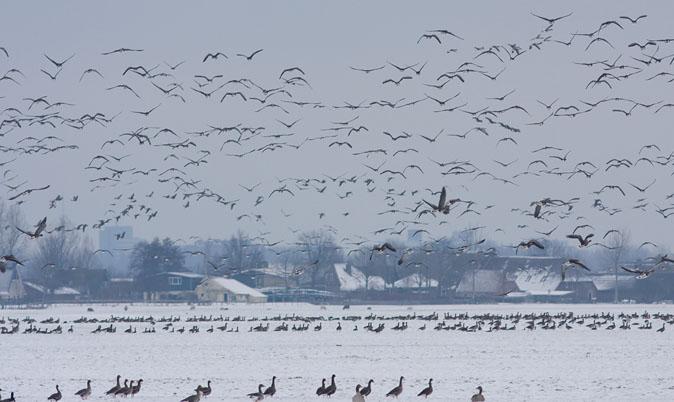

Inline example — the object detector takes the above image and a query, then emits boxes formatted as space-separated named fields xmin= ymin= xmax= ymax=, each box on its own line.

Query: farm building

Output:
xmin=196 ymin=277 xmax=268 ymax=303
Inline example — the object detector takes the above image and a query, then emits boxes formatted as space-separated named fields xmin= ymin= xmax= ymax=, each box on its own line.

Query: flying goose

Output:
xmin=75 ymin=380 xmax=91 ymax=399
xmin=423 ymin=187 xmax=457 ymax=215
xmin=16 ymin=216 xmax=47 ymax=239
xmin=370 ymin=243 xmax=396 ymax=260
xmin=514 ymin=240 xmax=544 ymax=254
xmin=0 ymin=255 xmax=23 ymax=273
xmin=386 ymin=377 xmax=404 ymax=398
xmin=561 ymin=259 xmax=591 ymax=280
xmin=621 ymin=266 xmax=656 ymax=279
xmin=566 ymin=233 xmax=593 ymax=247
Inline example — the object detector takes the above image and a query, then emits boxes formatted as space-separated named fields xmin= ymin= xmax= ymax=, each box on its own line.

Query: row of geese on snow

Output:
xmin=1 ymin=375 xmax=485 ymax=402
xmin=2 ymin=311 xmax=672 ymax=334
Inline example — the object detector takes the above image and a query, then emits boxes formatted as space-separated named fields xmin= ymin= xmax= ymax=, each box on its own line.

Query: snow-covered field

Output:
xmin=1 ymin=303 xmax=673 ymax=401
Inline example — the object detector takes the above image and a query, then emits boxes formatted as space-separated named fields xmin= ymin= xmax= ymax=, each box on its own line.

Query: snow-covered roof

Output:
xmin=164 ymin=271 xmax=204 ymax=279
xmin=505 ymin=290 xmax=574 ymax=297
xmin=201 ymin=277 xmax=267 ymax=298
xmin=24 ymin=282 xmax=80 ymax=295
xmin=334 ymin=263 xmax=385 ymax=291
xmin=394 ymin=273 xmax=438 ymax=288
xmin=54 ymin=286 xmax=80 ymax=295
xmin=527 ymin=290 xmax=574 ymax=296
xmin=251 ymin=264 xmax=291 ymax=277
xmin=109 ymin=277 xmax=134 ymax=282
xmin=511 ymin=268 xmax=561 ymax=293
xmin=591 ymin=274 xmax=636 ymax=291
xmin=456 ymin=270 xmax=504 ymax=293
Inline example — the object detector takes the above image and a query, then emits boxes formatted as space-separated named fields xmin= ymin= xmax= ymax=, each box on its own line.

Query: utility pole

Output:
xmin=614 ymin=266 xmax=618 ymax=303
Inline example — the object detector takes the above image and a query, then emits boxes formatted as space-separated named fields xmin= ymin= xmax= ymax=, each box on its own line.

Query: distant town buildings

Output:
xmin=2 ymin=250 xmax=673 ymax=305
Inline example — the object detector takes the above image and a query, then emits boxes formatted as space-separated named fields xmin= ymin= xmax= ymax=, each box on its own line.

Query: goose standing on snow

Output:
xmin=263 ymin=376 xmax=276 ymax=397
xmin=198 ymin=381 xmax=212 ymax=397
xmin=352 ymin=385 xmax=365 ymax=402
xmin=181 ymin=388 xmax=202 ymax=402
xmin=47 ymin=385 xmax=62 ymax=401
xmin=116 ymin=380 xmax=133 ymax=397
xmin=105 ymin=375 xmax=121 ymax=395
xmin=0 ymin=392 xmax=15 ymax=402
xmin=386 ymin=377 xmax=404 ymax=398
xmin=359 ymin=379 xmax=374 ymax=396
xmin=247 ymin=384 xmax=265 ymax=401
xmin=75 ymin=380 xmax=91 ymax=399
xmin=324 ymin=375 xmax=337 ymax=396
xmin=471 ymin=386 xmax=485 ymax=402
xmin=114 ymin=379 xmax=129 ymax=397
xmin=316 ymin=378 xmax=327 ymax=396
xmin=417 ymin=379 xmax=433 ymax=398
xmin=131 ymin=379 xmax=143 ymax=397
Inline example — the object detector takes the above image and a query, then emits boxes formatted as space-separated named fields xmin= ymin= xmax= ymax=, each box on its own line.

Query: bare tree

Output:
xmin=220 ymin=231 xmax=266 ymax=274
xmin=31 ymin=217 xmax=91 ymax=293
xmin=602 ymin=228 xmax=631 ymax=303
xmin=296 ymin=230 xmax=343 ymax=288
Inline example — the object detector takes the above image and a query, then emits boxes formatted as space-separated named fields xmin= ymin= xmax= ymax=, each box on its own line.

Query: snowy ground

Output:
xmin=1 ymin=303 xmax=673 ymax=401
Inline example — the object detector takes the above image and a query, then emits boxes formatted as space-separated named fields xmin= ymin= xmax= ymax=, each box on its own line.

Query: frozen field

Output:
xmin=1 ymin=303 xmax=673 ymax=401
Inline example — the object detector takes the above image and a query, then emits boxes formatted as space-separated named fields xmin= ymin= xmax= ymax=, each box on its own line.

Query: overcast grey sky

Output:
xmin=1 ymin=1 xmax=673 ymax=255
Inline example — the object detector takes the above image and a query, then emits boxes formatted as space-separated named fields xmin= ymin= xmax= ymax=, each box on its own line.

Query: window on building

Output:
xmin=169 ymin=276 xmax=182 ymax=286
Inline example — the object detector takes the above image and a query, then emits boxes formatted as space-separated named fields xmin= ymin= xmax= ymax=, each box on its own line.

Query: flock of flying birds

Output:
xmin=2 ymin=11 xmax=674 ymax=281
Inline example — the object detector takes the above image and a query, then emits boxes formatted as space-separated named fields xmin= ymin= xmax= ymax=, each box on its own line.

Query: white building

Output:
xmin=195 ymin=277 xmax=268 ymax=303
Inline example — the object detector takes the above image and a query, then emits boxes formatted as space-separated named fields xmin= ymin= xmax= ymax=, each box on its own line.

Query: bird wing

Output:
xmin=566 ymin=234 xmax=582 ymax=244
xmin=15 ymin=226 xmax=33 ymax=237
xmin=571 ymin=259 xmax=591 ymax=271
xmin=422 ymin=199 xmax=438 ymax=210
xmin=620 ymin=266 xmax=640 ymax=274
xmin=3 ymin=255 xmax=23 ymax=265
xmin=35 ymin=217 xmax=47 ymax=236
xmin=530 ymin=240 xmax=545 ymax=249
xmin=438 ymin=187 xmax=447 ymax=209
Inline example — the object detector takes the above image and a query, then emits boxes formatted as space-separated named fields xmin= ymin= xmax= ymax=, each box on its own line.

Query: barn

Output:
xmin=195 ymin=277 xmax=268 ymax=303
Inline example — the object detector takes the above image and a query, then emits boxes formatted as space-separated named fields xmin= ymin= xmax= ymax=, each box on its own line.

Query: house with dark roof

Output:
xmin=454 ymin=256 xmax=606 ymax=302
xmin=142 ymin=271 xmax=204 ymax=301
xmin=23 ymin=282 xmax=81 ymax=302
